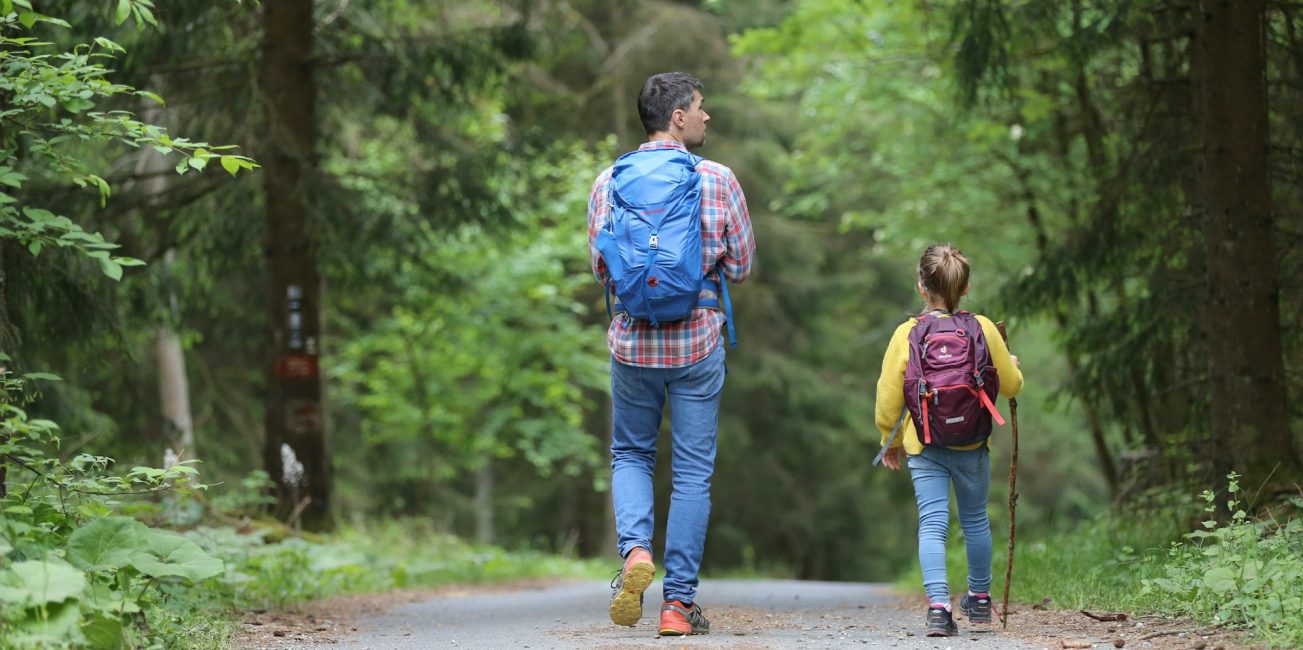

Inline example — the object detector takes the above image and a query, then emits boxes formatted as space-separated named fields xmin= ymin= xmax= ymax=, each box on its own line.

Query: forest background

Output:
xmin=0 ymin=0 xmax=1300 ymax=648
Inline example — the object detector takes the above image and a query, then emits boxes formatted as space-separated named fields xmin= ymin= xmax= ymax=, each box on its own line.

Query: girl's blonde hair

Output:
xmin=917 ymin=244 xmax=970 ymax=313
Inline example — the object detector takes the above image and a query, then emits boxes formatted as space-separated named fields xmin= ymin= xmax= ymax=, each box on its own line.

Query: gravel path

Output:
xmin=298 ymin=579 xmax=1039 ymax=649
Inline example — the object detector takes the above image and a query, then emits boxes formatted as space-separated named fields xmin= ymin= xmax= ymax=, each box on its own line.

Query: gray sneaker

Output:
xmin=925 ymin=605 xmax=958 ymax=637
xmin=959 ymin=592 xmax=993 ymax=625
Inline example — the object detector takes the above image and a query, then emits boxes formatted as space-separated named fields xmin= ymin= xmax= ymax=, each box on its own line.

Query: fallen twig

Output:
xmin=1080 ymin=610 xmax=1130 ymax=622
xmin=1139 ymin=627 xmax=1220 ymax=640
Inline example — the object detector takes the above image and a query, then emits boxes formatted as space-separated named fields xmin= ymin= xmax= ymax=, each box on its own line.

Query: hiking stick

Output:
xmin=996 ymin=321 xmax=1018 ymax=630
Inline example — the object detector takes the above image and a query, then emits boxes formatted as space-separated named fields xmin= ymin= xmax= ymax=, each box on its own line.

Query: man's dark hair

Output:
xmin=637 ymin=72 xmax=703 ymax=135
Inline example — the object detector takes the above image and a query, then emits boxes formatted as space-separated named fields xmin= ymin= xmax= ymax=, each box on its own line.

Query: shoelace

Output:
xmin=609 ymin=568 xmax=624 ymax=589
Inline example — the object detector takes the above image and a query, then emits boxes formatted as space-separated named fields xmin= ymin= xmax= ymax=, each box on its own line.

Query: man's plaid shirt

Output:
xmin=588 ymin=140 xmax=756 ymax=368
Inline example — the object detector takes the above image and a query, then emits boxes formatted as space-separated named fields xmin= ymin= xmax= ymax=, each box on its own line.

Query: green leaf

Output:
xmin=11 ymin=600 xmax=83 ymax=646
xmin=1 ymin=2 xmax=11 ymax=17
xmin=1203 ymin=566 xmax=1237 ymax=594
xmin=98 ymin=257 xmax=123 ymax=281
xmin=187 ymin=156 xmax=207 ymax=171
xmin=81 ymin=614 xmax=125 ymax=650
xmin=82 ymin=582 xmax=138 ymax=616
xmin=17 ymin=11 xmax=36 ymax=28
xmin=66 ymin=516 xmax=148 ymax=572
xmin=220 ymin=155 xmax=241 ymax=176
xmin=0 ymin=169 xmax=28 ymax=187
xmin=27 ymin=241 xmax=40 ymax=256
xmin=137 ymin=90 xmax=165 ymax=105
xmin=129 ymin=531 xmax=224 ymax=582
xmin=93 ymin=36 xmax=124 ymax=53
xmin=0 ymin=559 xmax=87 ymax=606
xmin=136 ymin=4 xmax=157 ymax=26
xmin=114 ymin=0 xmax=130 ymax=25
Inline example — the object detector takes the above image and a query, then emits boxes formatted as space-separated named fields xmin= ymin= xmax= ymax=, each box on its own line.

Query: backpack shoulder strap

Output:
xmin=959 ymin=312 xmax=1006 ymax=426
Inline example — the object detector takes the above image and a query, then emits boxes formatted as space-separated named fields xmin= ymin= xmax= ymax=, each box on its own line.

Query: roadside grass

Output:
xmin=152 ymin=518 xmax=607 ymax=649
xmin=895 ymin=475 xmax=1303 ymax=648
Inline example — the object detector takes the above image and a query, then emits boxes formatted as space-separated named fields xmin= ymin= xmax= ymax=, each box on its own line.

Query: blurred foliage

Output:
xmin=1 ymin=3 xmax=1298 ymax=633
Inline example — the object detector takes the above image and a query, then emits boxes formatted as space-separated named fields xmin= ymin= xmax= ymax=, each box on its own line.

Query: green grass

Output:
xmin=894 ymin=478 xmax=1303 ymax=648
xmin=142 ymin=518 xmax=609 ymax=649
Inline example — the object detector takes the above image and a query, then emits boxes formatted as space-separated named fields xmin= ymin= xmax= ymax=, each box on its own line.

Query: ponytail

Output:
xmin=917 ymin=244 xmax=970 ymax=312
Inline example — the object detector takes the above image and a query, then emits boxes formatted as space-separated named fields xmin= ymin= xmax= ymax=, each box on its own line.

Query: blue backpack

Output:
xmin=594 ymin=147 xmax=736 ymax=346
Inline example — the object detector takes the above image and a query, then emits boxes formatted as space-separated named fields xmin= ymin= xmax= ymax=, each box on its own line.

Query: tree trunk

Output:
xmin=137 ymin=94 xmax=196 ymax=458
xmin=474 ymin=460 xmax=493 ymax=544
xmin=1193 ymin=0 xmax=1300 ymax=491
xmin=261 ymin=0 xmax=331 ymax=530
xmin=157 ymin=321 xmax=194 ymax=454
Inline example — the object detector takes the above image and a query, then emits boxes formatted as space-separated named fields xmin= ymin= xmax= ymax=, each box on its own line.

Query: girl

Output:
xmin=875 ymin=244 xmax=1023 ymax=637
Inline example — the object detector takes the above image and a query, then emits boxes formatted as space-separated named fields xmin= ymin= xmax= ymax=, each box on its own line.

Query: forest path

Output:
xmin=236 ymin=578 xmax=1252 ymax=650
xmin=247 ymin=578 xmax=1043 ymax=649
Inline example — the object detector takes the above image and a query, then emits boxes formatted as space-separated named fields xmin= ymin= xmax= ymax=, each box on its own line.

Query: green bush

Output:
xmin=1140 ymin=473 xmax=1303 ymax=648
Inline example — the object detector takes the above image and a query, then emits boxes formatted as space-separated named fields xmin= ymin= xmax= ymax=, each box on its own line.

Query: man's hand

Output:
xmin=882 ymin=446 xmax=902 ymax=470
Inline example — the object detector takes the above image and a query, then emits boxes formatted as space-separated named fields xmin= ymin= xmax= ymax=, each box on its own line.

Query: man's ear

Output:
xmin=672 ymin=108 xmax=685 ymax=128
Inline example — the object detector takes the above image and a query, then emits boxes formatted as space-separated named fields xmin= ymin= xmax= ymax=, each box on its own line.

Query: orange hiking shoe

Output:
xmin=608 ymin=547 xmax=654 ymax=626
xmin=659 ymin=600 xmax=710 ymax=636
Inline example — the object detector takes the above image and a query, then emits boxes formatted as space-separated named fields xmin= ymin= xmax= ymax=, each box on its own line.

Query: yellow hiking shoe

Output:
xmin=608 ymin=547 xmax=654 ymax=626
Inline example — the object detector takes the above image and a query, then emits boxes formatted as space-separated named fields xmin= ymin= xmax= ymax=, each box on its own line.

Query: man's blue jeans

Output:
xmin=907 ymin=445 xmax=993 ymax=603
xmin=610 ymin=344 xmax=725 ymax=605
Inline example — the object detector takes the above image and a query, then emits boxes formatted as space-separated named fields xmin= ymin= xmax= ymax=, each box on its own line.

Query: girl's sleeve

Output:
xmin=977 ymin=315 xmax=1024 ymax=398
xmin=875 ymin=321 xmax=914 ymax=447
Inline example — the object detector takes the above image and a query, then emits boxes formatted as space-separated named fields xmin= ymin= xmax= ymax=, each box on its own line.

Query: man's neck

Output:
xmin=648 ymin=131 xmax=686 ymax=147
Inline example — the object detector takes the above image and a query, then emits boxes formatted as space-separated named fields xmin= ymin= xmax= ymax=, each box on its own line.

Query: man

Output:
xmin=587 ymin=71 xmax=756 ymax=636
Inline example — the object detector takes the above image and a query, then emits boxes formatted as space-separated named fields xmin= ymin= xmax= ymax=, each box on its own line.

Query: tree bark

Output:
xmin=261 ymin=0 xmax=331 ymax=530
xmin=1192 ymin=0 xmax=1300 ymax=490
xmin=157 ymin=320 xmax=194 ymax=453
xmin=138 ymin=95 xmax=196 ymax=459
xmin=474 ymin=460 xmax=494 ymax=544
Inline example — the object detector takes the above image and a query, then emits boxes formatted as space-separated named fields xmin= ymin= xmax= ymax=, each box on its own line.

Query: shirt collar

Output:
xmin=639 ymin=140 xmax=687 ymax=152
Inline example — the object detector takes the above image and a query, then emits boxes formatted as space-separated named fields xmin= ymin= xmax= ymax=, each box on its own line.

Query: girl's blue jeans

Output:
xmin=609 ymin=344 xmax=725 ymax=606
xmin=907 ymin=445 xmax=993 ymax=603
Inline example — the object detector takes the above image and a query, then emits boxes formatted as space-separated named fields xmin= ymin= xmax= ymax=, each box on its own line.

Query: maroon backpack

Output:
xmin=904 ymin=310 xmax=1005 ymax=447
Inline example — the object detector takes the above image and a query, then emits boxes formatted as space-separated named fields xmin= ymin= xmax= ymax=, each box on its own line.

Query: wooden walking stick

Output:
xmin=996 ymin=321 xmax=1018 ymax=629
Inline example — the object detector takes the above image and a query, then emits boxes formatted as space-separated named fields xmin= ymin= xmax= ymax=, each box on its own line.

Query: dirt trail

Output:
xmin=234 ymin=578 xmax=1256 ymax=650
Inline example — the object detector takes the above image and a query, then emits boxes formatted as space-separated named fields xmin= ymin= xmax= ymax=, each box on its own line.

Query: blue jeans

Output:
xmin=907 ymin=445 xmax=993 ymax=603
xmin=610 ymin=344 xmax=725 ymax=605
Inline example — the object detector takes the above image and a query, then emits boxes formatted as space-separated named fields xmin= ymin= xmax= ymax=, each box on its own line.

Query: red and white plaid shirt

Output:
xmin=588 ymin=141 xmax=756 ymax=368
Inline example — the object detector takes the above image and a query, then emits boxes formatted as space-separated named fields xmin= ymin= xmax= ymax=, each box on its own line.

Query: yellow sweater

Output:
xmin=875 ymin=313 xmax=1024 ymax=455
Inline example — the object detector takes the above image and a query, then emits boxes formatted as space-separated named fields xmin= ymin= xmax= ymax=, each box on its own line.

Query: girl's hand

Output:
xmin=882 ymin=446 xmax=902 ymax=470
xmin=1011 ymin=354 xmax=1020 ymax=367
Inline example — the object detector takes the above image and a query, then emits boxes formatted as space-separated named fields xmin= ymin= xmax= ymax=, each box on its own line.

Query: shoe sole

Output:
xmin=658 ymin=625 xmax=700 ymax=636
xmin=659 ymin=620 xmax=708 ymax=636
xmin=608 ymin=560 xmax=654 ymax=626
xmin=926 ymin=630 xmax=958 ymax=637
